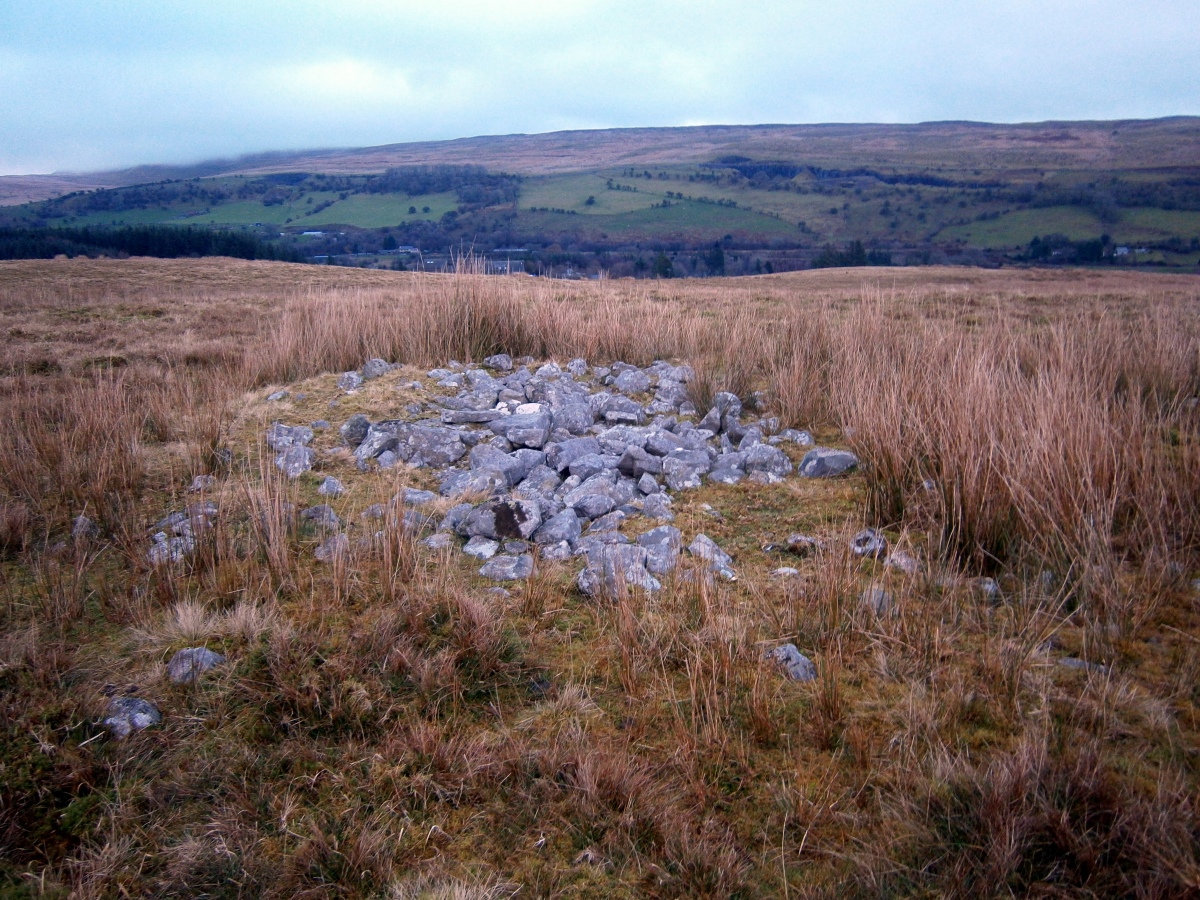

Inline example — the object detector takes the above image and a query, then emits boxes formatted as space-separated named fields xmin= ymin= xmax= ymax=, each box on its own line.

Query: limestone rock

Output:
xmin=687 ymin=533 xmax=736 ymax=580
xmin=463 ymin=535 xmax=500 ymax=560
xmin=104 ymin=696 xmax=161 ymax=738
xmin=317 ymin=476 xmax=345 ymax=497
xmin=768 ymin=644 xmax=816 ymax=681
xmin=275 ymin=445 xmax=315 ymax=478
xmin=798 ymin=447 xmax=858 ymax=478
xmin=577 ymin=543 xmax=660 ymax=599
xmin=850 ymin=528 xmax=888 ymax=559
xmin=337 ymin=371 xmax=364 ymax=391
xmin=167 ymin=647 xmax=226 ymax=684
xmin=314 ymin=533 xmax=350 ymax=561
xmin=340 ymin=414 xmax=371 ymax=447
xmin=480 ymin=554 xmax=534 ymax=581
xmin=860 ymin=584 xmax=893 ymax=617
xmin=362 ymin=358 xmax=392 ymax=380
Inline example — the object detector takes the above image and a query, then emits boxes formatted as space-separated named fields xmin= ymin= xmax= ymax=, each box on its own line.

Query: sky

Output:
xmin=1 ymin=0 xmax=1198 ymax=176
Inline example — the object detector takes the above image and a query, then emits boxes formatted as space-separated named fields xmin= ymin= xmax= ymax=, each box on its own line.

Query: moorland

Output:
xmin=0 ymin=257 xmax=1198 ymax=897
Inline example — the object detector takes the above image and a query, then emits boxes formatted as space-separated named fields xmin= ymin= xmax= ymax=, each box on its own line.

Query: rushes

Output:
xmin=3 ymin=259 xmax=1200 ymax=897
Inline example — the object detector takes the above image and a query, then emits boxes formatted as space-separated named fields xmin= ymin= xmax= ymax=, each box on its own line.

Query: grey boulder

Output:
xmin=104 ymin=696 xmax=161 ymax=739
xmin=636 ymin=525 xmax=682 ymax=575
xmin=687 ymin=533 xmax=736 ymax=580
xmin=362 ymin=358 xmax=392 ymax=380
xmin=577 ymin=544 xmax=661 ymax=599
xmin=850 ymin=528 xmax=888 ymax=559
xmin=167 ymin=647 xmax=226 ymax=684
xmin=798 ymin=447 xmax=858 ymax=478
xmin=480 ymin=554 xmax=534 ymax=581
xmin=767 ymin=644 xmax=816 ymax=682
xmin=340 ymin=414 xmax=371 ymax=447
xmin=337 ymin=371 xmax=364 ymax=391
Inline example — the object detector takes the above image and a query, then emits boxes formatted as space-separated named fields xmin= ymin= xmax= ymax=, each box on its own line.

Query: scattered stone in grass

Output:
xmin=266 ymin=390 xmax=288 ymax=402
xmin=541 ymin=540 xmax=573 ymax=561
xmin=187 ymin=474 xmax=216 ymax=493
xmin=337 ymin=371 xmax=364 ymax=391
xmin=422 ymin=533 xmax=453 ymax=551
xmin=798 ymin=447 xmax=858 ymax=478
xmin=1059 ymin=657 xmax=1109 ymax=674
xmin=301 ymin=505 xmax=341 ymax=530
xmin=167 ymin=647 xmax=226 ymax=684
xmin=484 ymin=353 xmax=514 ymax=372
xmin=688 ymin=533 xmax=736 ymax=580
xmin=401 ymin=488 xmax=438 ymax=507
xmin=317 ymin=476 xmax=345 ymax=497
xmin=104 ymin=696 xmax=161 ymax=738
xmin=860 ymin=583 xmax=893 ymax=617
xmin=340 ymin=414 xmax=371 ymax=447
xmin=362 ymin=358 xmax=392 ymax=380
xmin=787 ymin=534 xmax=821 ymax=556
xmin=311 ymin=419 xmax=330 ymax=430
xmin=643 ymin=493 xmax=674 ymax=521
xmin=637 ymin=525 xmax=682 ymax=575
xmin=72 ymin=514 xmax=100 ymax=540
xmin=768 ymin=643 xmax=816 ymax=681
xmin=885 ymin=550 xmax=920 ymax=574
xmin=148 ymin=532 xmax=194 ymax=566
xmin=275 ymin=445 xmax=314 ymax=478
xmin=850 ymin=528 xmax=888 ymax=559
xmin=314 ymin=533 xmax=350 ymax=561
xmin=972 ymin=577 xmax=1000 ymax=601
xmin=266 ymin=422 xmax=313 ymax=450
xmin=577 ymin=543 xmax=660 ymax=598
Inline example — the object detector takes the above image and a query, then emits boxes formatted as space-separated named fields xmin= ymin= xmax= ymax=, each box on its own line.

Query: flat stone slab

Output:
xmin=480 ymin=554 xmax=535 ymax=581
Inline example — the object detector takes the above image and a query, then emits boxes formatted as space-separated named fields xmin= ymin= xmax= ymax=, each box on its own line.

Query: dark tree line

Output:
xmin=0 ymin=226 xmax=303 ymax=262
xmin=811 ymin=240 xmax=892 ymax=268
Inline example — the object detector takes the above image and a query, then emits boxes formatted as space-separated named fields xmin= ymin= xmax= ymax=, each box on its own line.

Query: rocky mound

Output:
xmin=263 ymin=353 xmax=853 ymax=598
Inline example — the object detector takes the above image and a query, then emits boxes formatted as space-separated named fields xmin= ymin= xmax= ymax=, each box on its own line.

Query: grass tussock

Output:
xmin=0 ymin=257 xmax=1198 ymax=897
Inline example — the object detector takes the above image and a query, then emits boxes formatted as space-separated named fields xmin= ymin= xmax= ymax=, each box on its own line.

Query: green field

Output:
xmin=33 ymin=189 xmax=460 ymax=230
xmin=938 ymin=205 xmax=1200 ymax=248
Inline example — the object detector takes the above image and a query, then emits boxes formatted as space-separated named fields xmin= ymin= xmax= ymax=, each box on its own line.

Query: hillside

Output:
xmin=2 ymin=118 xmax=1199 ymax=274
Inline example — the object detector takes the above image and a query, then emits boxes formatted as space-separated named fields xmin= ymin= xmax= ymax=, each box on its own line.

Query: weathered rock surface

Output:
xmin=798 ymin=447 xmax=858 ymax=478
xmin=688 ymin=533 xmax=736 ymax=580
xmin=850 ymin=528 xmax=888 ymax=559
xmin=104 ymin=696 xmax=161 ymax=738
xmin=859 ymin=584 xmax=893 ymax=617
xmin=768 ymin=644 xmax=817 ymax=681
xmin=480 ymin=553 xmax=534 ymax=581
xmin=276 ymin=445 xmax=315 ymax=478
xmin=167 ymin=647 xmax=226 ymax=684
xmin=577 ymin=543 xmax=660 ymax=598
xmin=317 ymin=476 xmax=345 ymax=497
xmin=362 ymin=358 xmax=392 ymax=380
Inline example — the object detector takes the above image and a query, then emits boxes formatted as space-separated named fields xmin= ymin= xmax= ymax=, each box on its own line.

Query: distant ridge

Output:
xmin=4 ymin=117 xmax=1199 ymax=206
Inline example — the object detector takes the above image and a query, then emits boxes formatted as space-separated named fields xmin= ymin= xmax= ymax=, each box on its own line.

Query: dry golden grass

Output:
xmin=0 ymin=257 xmax=1198 ymax=898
